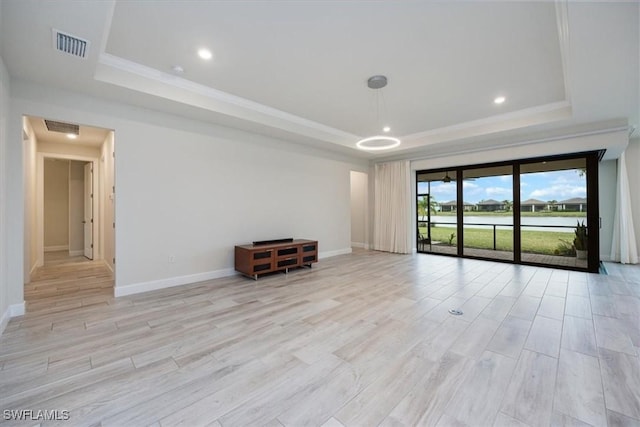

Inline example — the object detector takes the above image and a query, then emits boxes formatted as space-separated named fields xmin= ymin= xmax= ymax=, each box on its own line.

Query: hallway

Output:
xmin=25 ymin=251 xmax=113 ymax=314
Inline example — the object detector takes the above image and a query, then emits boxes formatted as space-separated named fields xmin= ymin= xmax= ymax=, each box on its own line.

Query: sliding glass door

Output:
xmin=462 ymin=165 xmax=514 ymax=261
xmin=416 ymin=152 xmax=600 ymax=272
xmin=519 ymin=158 xmax=588 ymax=269
xmin=417 ymin=170 xmax=458 ymax=255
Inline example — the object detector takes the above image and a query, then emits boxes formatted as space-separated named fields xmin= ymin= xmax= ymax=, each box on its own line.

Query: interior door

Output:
xmin=83 ymin=162 xmax=93 ymax=259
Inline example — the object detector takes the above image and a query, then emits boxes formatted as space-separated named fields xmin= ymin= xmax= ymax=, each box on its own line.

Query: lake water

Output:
xmin=419 ymin=216 xmax=587 ymax=233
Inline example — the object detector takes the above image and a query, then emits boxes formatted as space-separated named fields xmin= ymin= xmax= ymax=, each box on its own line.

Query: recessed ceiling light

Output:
xmin=66 ymin=133 xmax=77 ymax=140
xmin=197 ymin=48 xmax=213 ymax=60
xmin=494 ymin=96 xmax=506 ymax=104
xmin=383 ymin=126 xmax=391 ymax=133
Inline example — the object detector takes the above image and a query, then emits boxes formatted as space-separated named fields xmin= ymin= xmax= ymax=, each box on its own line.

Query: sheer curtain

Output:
xmin=610 ymin=151 xmax=639 ymax=264
xmin=373 ymin=160 xmax=411 ymax=254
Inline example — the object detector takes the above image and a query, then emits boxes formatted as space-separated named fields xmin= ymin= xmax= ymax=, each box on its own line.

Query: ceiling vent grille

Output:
xmin=44 ymin=119 xmax=80 ymax=135
xmin=53 ymin=29 xmax=89 ymax=59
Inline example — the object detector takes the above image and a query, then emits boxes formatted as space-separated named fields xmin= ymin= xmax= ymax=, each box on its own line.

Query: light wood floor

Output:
xmin=24 ymin=251 xmax=114 ymax=313
xmin=1 ymin=249 xmax=639 ymax=426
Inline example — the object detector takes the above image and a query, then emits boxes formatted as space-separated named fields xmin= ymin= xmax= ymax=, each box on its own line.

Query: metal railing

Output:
xmin=419 ymin=221 xmax=579 ymax=251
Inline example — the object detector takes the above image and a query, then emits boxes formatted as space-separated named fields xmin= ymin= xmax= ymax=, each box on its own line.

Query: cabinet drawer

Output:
xmin=277 ymin=247 xmax=298 ymax=257
xmin=302 ymin=254 xmax=317 ymax=263
xmin=253 ymin=263 xmax=272 ymax=273
xmin=253 ymin=250 xmax=273 ymax=260
xmin=277 ymin=257 xmax=298 ymax=268
xmin=302 ymin=244 xmax=316 ymax=253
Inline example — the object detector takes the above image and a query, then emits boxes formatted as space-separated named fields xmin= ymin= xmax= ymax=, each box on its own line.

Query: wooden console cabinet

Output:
xmin=234 ymin=239 xmax=318 ymax=280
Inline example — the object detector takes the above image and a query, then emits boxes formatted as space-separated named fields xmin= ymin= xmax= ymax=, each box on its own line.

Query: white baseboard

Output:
xmin=45 ymin=245 xmax=69 ymax=252
xmin=1 ymin=302 xmax=26 ymax=336
xmin=0 ymin=307 xmax=10 ymax=337
xmin=351 ymin=242 xmax=372 ymax=250
xmin=114 ymin=268 xmax=236 ymax=298
xmin=319 ymin=247 xmax=352 ymax=259
xmin=114 ymin=247 xmax=354 ymax=298
xmin=69 ymin=250 xmax=84 ymax=256
xmin=11 ymin=302 xmax=25 ymax=317
xmin=600 ymin=254 xmax=612 ymax=262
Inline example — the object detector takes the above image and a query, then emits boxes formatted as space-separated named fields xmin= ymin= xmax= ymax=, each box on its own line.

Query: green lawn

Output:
xmin=418 ymin=226 xmax=574 ymax=255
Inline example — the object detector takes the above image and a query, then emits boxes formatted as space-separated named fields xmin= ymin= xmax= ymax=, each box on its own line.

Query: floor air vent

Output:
xmin=53 ymin=29 xmax=89 ymax=59
xmin=44 ymin=119 xmax=80 ymax=135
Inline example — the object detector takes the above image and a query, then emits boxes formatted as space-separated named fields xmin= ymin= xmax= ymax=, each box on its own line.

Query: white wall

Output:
xmin=44 ymin=159 xmax=69 ymax=249
xmin=598 ymin=160 xmax=616 ymax=261
xmin=23 ymin=118 xmax=37 ymax=280
xmin=0 ymin=53 xmax=13 ymax=330
xmin=100 ymin=131 xmax=115 ymax=272
xmin=69 ymin=161 xmax=85 ymax=255
xmin=350 ymin=171 xmax=368 ymax=248
xmin=6 ymin=81 xmax=369 ymax=301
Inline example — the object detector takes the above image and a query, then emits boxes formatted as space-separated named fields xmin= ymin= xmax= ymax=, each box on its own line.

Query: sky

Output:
xmin=420 ymin=169 xmax=587 ymax=204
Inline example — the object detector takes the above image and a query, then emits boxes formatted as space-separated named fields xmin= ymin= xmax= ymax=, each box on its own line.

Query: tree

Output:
xmin=502 ymin=200 xmax=513 ymax=212
xmin=418 ymin=195 xmax=438 ymax=218
xmin=430 ymin=195 xmax=439 ymax=213
xmin=418 ymin=197 xmax=428 ymax=218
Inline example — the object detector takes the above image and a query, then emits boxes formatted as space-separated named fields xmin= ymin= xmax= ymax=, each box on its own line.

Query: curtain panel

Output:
xmin=610 ymin=151 xmax=639 ymax=264
xmin=373 ymin=160 xmax=411 ymax=254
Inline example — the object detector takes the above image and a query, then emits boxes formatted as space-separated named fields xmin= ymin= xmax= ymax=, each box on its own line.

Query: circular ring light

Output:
xmin=356 ymin=135 xmax=401 ymax=151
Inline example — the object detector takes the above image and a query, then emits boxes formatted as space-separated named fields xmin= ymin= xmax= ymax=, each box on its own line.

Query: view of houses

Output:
xmin=435 ymin=197 xmax=587 ymax=213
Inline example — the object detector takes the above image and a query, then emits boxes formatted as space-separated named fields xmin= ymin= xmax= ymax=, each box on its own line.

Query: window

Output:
xmin=416 ymin=152 xmax=600 ymax=272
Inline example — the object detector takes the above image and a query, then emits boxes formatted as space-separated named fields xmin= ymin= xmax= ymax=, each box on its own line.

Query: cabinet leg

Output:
xmin=253 ymin=274 xmax=257 ymax=281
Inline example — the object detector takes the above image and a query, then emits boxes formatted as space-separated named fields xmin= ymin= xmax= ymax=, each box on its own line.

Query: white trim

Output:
xmin=10 ymin=302 xmax=25 ymax=317
xmin=351 ymin=242 xmax=366 ymax=249
xmin=114 ymin=248 xmax=353 ymax=298
xmin=69 ymin=249 xmax=84 ymax=256
xmin=319 ymin=248 xmax=352 ymax=259
xmin=403 ymin=101 xmax=572 ymax=143
xmin=97 ymin=53 xmax=358 ymax=142
xmin=402 ymin=125 xmax=629 ymax=165
xmin=600 ymin=253 xmax=612 ymax=262
xmin=0 ymin=307 xmax=10 ymax=337
xmin=114 ymin=268 xmax=236 ymax=297
xmin=45 ymin=245 xmax=69 ymax=252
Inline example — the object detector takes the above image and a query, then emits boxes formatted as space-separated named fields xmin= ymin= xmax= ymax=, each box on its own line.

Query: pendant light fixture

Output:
xmin=356 ymin=75 xmax=401 ymax=151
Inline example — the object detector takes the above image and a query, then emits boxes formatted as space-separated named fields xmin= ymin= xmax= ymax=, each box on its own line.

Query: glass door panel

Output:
xmin=520 ymin=158 xmax=587 ymax=269
xmin=462 ymin=166 xmax=514 ymax=261
xmin=416 ymin=170 xmax=457 ymax=255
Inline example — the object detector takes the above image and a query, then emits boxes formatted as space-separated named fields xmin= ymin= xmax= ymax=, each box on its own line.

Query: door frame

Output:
xmin=415 ymin=151 xmax=602 ymax=273
xmin=36 ymin=152 xmax=100 ymax=267
xmin=83 ymin=162 xmax=94 ymax=260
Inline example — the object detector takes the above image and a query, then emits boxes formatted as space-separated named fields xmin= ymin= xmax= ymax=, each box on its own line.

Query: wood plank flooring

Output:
xmin=1 ymin=249 xmax=639 ymax=426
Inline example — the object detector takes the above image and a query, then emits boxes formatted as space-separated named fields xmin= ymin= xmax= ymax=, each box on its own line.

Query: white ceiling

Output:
xmin=28 ymin=116 xmax=110 ymax=148
xmin=1 ymin=1 xmax=638 ymax=159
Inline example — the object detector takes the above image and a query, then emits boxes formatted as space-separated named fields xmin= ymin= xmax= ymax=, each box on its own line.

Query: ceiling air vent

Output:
xmin=53 ymin=29 xmax=89 ymax=59
xmin=44 ymin=120 xmax=80 ymax=135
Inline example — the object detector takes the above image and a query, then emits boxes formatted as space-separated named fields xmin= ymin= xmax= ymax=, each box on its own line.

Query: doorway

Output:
xmin=42 ymin=158 xmax=93 ymax=261
xmin=23 ymin=116 xmax=115 ymax=310
xmin=350 ymin=171 xmax=369 ymax=250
